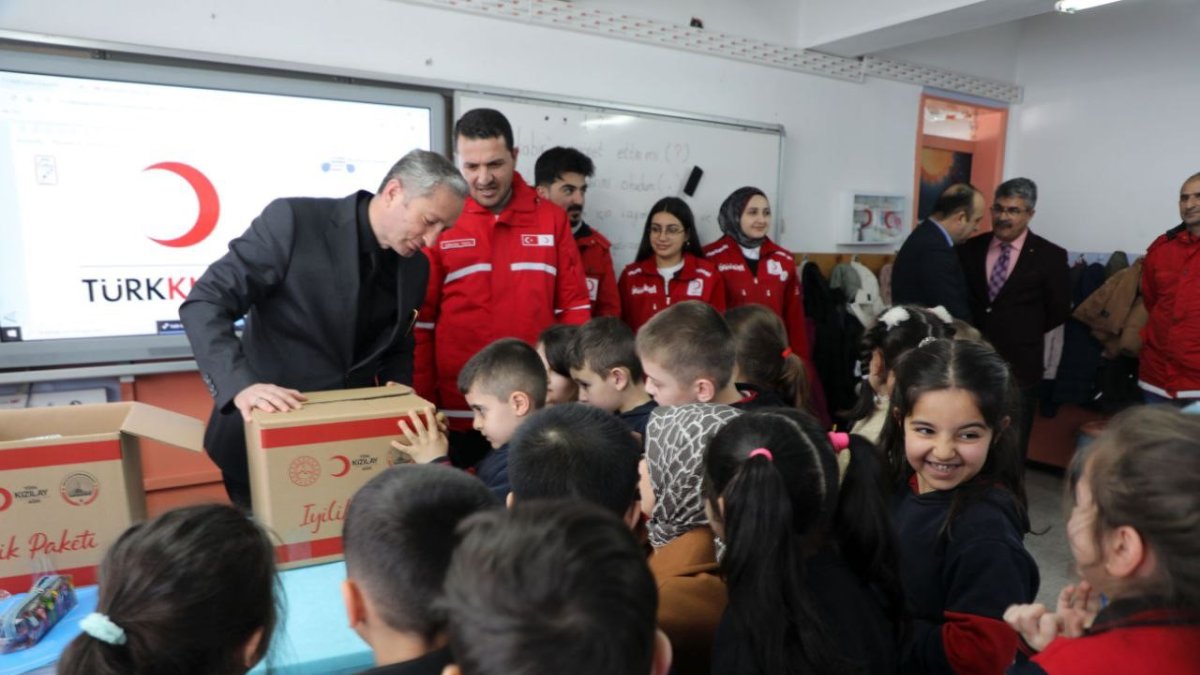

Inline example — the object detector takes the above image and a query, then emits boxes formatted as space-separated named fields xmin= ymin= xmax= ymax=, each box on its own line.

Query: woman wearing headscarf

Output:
xmin=641 ymin=402 xmax=741 ymax=675
xmin=704 ymin=187 xmax=811 ymax=361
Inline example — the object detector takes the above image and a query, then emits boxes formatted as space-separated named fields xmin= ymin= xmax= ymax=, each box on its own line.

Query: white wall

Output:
xmin=876 ymin=21 xmax=1022 ymax=84
xmin=0 ymin=0 xmax=923 ymax=254
xmin=1006 ymin=0 xmax=1200 ymax=253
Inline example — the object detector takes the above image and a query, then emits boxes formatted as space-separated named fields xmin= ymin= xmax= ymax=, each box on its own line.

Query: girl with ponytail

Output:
xmin=704 ymin=408 xmax=903 ymax=675
xmin=58 ymin=504 xmax=279 ymax=675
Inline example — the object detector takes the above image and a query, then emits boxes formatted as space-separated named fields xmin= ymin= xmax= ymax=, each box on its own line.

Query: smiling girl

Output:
xmin=879 ymin=339 xmax=1039 ymax=675
xmin=618 ymin=197 xmax=725 ymax=332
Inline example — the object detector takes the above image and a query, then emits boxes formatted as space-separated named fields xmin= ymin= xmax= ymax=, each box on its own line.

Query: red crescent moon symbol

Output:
xmin=145 ymin=161 xmax=220 ymax=247
xmin=331 ymin=456 xmax=351 ymax=478
xmin=0 ymin=488 xmax=11 ymax=512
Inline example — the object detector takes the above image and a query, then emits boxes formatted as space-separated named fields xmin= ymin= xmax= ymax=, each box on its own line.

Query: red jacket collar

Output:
xmin=630 ymin=253 xmax=706 ymax=279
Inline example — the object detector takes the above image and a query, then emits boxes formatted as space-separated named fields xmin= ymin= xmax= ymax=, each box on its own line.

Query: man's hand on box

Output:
xmin=234 ymin=383 xmax=307 ymax=422
xmin=392 ymin=407 xmax=449 ymax=464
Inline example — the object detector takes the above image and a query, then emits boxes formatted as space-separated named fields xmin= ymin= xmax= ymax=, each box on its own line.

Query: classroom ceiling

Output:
xmin=801 ymin=0 xmax=1053 ymax=57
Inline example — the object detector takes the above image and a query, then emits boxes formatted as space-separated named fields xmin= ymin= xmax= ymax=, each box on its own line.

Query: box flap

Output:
xmin=252 ymin=386 xmax=423 ymax=429
xmin=119 ymin=402 xmax=205 ymax=453
xmin=0 ymin=403 xmax=129 ymax=446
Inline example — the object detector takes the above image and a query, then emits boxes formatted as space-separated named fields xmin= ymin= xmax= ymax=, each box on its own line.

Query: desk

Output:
xmin=0 ymin=563 xmax=373 ymax=675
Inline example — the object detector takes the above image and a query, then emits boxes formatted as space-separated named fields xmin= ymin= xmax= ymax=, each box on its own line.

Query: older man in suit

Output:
xmin=892 ymin=184 xmax=985 ymax=322
xmin=959 ymin=177 xmax=1070 ymax=458
xmin=181 ymin=149 xmax=469 ymax=506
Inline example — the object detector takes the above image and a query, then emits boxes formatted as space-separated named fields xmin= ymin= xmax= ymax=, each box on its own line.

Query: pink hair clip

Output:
xmin=748 ymin=448 xmax=773 ymax=461
xmin=827 ymin=432 xmax=850 ymax=453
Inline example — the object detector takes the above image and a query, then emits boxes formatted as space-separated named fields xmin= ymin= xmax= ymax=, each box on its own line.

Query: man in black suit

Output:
xmin=892 ymin=184 xmax=985 ymax=322
xmin=958 ymin=177 xmax=1070 ymax=458
xmin=180 ymin=149 xmax=469 ymax=506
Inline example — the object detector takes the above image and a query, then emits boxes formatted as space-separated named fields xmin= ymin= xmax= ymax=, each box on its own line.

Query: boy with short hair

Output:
xmin=507 ymin=403 xmax=642 ymax=528
xmin=634 ymin=300 xmax=743 ymax=407
xmin=568 ymin=317 xmax=657 ymax=437
xmin=454 ymin=338 xmax=547 ymax=499
xmin=341 ymin=465 xmax=497 ymax=675
xmin=440 ymin=501 xmax=673 ymax=675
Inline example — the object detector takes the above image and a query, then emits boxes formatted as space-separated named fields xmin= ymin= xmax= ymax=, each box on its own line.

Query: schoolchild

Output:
xmin=568 ymin=316 xmax=656 ymax=438
xmin=880 ymin=339 xmax=1039 ymax=674
xmin=1004 ymin=405 xmax=1200 ymax=674
xmin=725 ymin=304 xmax=811 ymax=412
xmin=58 ymin=504 xmax=278 ymax=675
xmin=536 ymin=323 xmax=579 ymax=405
xmin=704 ymin=408 xmax=904 ymax=675
xmin=634 ymin=300 xmax=743 ymax=408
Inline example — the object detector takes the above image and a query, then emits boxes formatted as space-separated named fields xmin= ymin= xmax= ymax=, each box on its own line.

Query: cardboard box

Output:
xmin=0 ymin=403 xmax=204 ymax=594
xmin=245 ymin=386 xmax=430 ymax=569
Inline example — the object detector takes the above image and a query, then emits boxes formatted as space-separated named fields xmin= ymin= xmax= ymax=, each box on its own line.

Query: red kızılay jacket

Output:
xmin=575 ymin=223 xmax=621 ymax=318
xmin=703 ymin=235 xmax=811 ymax=361
xmin=1139 ymin=223 xmax=1200 ymax=398
xmin=414 ymin=174 xmax=591 ymax=428
xmin=618 ymin=253 xmax=726 ymax=333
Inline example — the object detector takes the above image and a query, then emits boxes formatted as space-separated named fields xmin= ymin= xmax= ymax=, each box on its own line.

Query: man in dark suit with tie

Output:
xmin=958 ymin=177 xmax=1070 ymax=458
xmin=180 ymin=149 xmax=469 ymax=506
xmin=892 ymin=183 xmax=985 ymax=322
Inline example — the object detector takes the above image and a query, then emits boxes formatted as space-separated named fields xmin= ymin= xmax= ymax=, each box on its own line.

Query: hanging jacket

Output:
xmin=1073 ymin=260 xmax=1143 ymax=359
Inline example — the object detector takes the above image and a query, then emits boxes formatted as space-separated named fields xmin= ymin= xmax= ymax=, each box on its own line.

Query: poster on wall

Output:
xmin=847 ymin=193 xmax=906 ymax=245
xmin=918 ymin=147 xmax=973 ymax=221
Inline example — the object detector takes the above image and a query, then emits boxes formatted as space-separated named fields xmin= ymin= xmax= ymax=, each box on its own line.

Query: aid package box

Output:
xmin=0 ymin=403 xmax=204 ymax=595
xmin=245 ymin=385 xmax=430 ymax=569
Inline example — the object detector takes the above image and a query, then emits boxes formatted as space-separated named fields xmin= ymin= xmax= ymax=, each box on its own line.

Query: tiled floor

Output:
xmin=1024 ymin=465 xmax=1077 ymax=608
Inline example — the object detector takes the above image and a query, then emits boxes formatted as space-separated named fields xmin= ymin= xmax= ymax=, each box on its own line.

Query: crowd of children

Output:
xmin=58 ymin=293 xmax=1200 ymax=674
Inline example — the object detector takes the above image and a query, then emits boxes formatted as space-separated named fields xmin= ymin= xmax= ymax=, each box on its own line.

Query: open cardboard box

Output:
xmin=0 ymin=403 xmax=204 ymax=595
xmin=245 ymin=385 xmax=431 ymax=569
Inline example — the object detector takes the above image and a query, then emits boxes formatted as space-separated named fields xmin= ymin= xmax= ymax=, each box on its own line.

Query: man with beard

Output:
xmin=535 ymin=147 xmax=620 ymax=318
xmin=1139 ymin=172 xmax=1200 ymax=405
xmin=958 ymin=177 xmax=1070 ymax=458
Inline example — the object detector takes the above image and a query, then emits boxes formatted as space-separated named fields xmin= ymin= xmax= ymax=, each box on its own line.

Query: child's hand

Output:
xmin=1003 ymin=603 xmax=1059 ymax=652
xmin=1055 ymin=581 xmax=1099 ymax=637
xmin=391 ymin=407 xmax=449 ymax=464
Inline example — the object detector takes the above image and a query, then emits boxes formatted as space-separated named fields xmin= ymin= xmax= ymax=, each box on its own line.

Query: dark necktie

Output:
xmin=988 ymin=242 xmax=1013 ymax=301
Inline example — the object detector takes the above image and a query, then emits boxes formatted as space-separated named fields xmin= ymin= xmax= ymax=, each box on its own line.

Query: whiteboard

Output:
xmin=455 ymin=93 xmax=784 ymax=274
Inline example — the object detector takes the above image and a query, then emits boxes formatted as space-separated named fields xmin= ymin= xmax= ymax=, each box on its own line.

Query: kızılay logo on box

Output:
xmin=0 ymin=488 xmax=11 ymax=512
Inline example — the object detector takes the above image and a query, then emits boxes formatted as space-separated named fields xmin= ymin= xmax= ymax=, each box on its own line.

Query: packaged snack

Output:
xmin=0 ymin=575 xmax=76 ymax=653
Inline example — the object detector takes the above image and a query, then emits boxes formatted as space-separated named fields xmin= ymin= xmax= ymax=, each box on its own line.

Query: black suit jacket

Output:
xmin=958 ymin=230 xmax=1070 ymax=387
xmin=180 ymin=191 xmax=428 ymax=477
xmin=891 ymin=219 xmax=973 ymax=322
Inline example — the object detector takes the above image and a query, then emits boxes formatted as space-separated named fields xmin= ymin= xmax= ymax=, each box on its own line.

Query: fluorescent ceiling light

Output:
xmin=1054 ymin=0 xmax=1123 ymax=13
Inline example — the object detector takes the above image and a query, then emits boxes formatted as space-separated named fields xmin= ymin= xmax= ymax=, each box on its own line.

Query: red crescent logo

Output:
xmin=0 ymin=488 xmax=11 ymax=512
xmin=145 ymin=161 xmax=221 ymax=247
xmin=331 ymin=455 xmax=351 ymax=478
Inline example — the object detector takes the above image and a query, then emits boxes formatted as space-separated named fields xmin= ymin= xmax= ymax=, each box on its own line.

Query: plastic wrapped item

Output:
xmin=0 ymin=575 xmax=76 ymax=653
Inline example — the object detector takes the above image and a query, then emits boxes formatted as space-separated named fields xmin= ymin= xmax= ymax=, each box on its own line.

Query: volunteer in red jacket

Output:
xmin=704 ymin=186 xmax=810 ymax=361
xmin=1139 ymin=171 xmax=1200 ymax=405
xmin=415 ymin=108 xmax=591 ymax=452
xmin=534 ymin=146 xmax=620 ymax=318
xmin=618 ymin=196 xmax=725 ymax=332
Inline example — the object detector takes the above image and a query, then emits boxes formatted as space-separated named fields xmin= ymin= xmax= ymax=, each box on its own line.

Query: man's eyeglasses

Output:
xmin=991 ymin=205 xmax=1028 ymax=216
xmin=650 ymin=224 xmax=686 ymax=236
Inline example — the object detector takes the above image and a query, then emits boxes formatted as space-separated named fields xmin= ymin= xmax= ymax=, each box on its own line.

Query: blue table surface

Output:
xmin=0 ymin=562 xmax=373 ymax=675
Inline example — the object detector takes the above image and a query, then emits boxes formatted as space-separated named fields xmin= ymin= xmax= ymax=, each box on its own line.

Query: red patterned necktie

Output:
xmin=988 ymin=242 xmax=1013 ymax=301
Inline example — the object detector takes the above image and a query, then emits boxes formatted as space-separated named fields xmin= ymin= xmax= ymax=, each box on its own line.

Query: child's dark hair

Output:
xmin=343 ymin=464 xmax=497 ymax=643
xmin=509 ymin=403 xmax=641 ymax=517
xmin=454 ymin=108 xmax=514 ymax=151
xmin=1082 ymin=405 xmax=1200 ymax=607
xmin=704 ymin=408 xmax=904 ymax=674
xmin=845 ymin=305 xmax=954 ymax=423
xmin=726 ymin=304 xmax=810 ymax=411
xmin=537 ymin=324 xmax=579 ymax=380
xmin=568 ymin=316 xmax=644 ymax=381
xmin=636 ymin=300 xmax=735 ymax=389
xmin=533 ymin=146 xmax=595 ymax=187
xmin=878 ymin=339 xmax=1028 ymax=533
xmin=57 ymin=504 xmax=279 ymax=675
xmin=457 ymin=338 xmax=548 ymax=408
xmin=440 ymin=500 xmax=660 ymax=675
xmin=635 ymin=196 xmax=705 ymax=261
